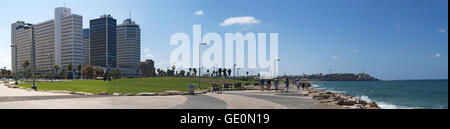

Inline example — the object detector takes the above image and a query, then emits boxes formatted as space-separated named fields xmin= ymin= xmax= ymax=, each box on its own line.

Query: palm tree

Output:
xmin=67 ymin=63 xmax=73 ymax=79
xmin=54 ymin=64 xmax=59 ymax=79
xmin=193 ymin=68 xmax=197 ymax=77
xmin=77 ymin=64 xmax=82 ymax=79
xmin=227 ymin=69 xmax=232 ymax=78
xmin=22 ymin=60 xmax=30 ymax=79
xmin=218 ymin=68 xmax=222 ymax=77
xmin=188 ymin=68 xmax=192 ymax=76
xmin=222 ymin=68 xmax=227 ymax=77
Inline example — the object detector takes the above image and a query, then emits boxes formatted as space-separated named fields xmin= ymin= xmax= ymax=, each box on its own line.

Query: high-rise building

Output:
xmin=35 ymin=20 xmax=55 ymax=73
xmin=11 ymin=7 xmax=83 ymax=75
xmin=11 ymin=21 xmax=33 ymax=74
xmin=89 ymin=15 xmax=117 ymax=68
xmin=60 ymin=13 xmax=83 ymax=69
xmin=82 ymin=29 xmax=90 ymax=65
xmin=116 ymin=19 xmax=140 ymax=69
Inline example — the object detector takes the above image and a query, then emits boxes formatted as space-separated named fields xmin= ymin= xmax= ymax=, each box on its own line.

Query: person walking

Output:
xmin=296 ymin=80 xmax=301 ymax=91
xmin=301 ymin=82 xmax=306 ymax=91
xmin=285 ymin=78 xmax=289 ymax=92
xmin=260 ymin=78 xmax=265 ymax=91
xmin=267 ymin=79 xmax=272 ymax=92
xmin=274 ymin=79 xmax=279 ymax=92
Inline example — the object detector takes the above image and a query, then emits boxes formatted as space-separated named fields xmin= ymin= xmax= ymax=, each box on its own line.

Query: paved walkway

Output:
xmin=0 ymin=82 xmax=341 ymax=109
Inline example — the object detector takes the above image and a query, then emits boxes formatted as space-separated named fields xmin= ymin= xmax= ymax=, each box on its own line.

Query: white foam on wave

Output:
xmin=356 ymin=95 xmax=420 ymax=109
xmin=329 ymin=90 xmax=347 ymax=94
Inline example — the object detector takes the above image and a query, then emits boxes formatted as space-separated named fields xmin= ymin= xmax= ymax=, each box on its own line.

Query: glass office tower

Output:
xmin=89 ymin=15 xmax=117 ymax=68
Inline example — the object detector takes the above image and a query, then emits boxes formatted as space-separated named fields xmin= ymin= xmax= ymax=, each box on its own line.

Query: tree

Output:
xmin=81 ymin=65 xmax=94 ymax=79
xmin=193 ymin=68 xmax=197 ymax=77
xmin=218 ymin=68 xmax=223 ymax=77
xmin=94 ymin=67 xmax=104 ymax=77
xmin=67 ymin=63 xmax=73 ymax=79
xmin=227 ymin=69 xmax=232 ymax=78
xmin=23 ymin=60 xmax=30 ymax=79
xmin=53 ymin=64 xmax=59 ymax=79
xmin=246 ymin=71 xmax=249 ymax=77
xmin=188 ymin=68 xmax=192 ymax=77
xmin=77 ymin=64 xmax=82 ymax=79
xmin=222 ymin=68 xmax=227 ymax=77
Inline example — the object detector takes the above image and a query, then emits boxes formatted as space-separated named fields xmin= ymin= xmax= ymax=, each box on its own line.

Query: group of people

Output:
xmin=259 ymin=78 xmax=311 ymax=92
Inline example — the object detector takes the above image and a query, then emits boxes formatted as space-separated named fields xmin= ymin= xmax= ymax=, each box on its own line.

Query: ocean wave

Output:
xmin=329 ymin=90 xmax=347 ymax=94
xmin=311 ymin=84 xmax=320 ymax=88
xmin=355 ymin=95 xmax=420 ymax=109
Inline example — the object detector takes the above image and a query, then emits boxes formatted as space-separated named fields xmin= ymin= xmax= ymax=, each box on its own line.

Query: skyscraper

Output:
xmin=117 ymin=19 xmax=140 ymax=69
xmin=11 ymin=7 xmax=83 ymax=75
xmin=89 ymin=15 xmax=117 ymax=68
xmin=11 ymin=21 xmax=33 ymax=74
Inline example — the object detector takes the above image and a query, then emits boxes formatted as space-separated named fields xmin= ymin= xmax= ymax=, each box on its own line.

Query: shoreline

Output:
xmin=304 ymin=85 xmax=381 ymax=109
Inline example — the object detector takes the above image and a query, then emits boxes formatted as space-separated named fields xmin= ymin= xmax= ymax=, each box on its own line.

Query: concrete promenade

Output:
xmin=0 ymin=82 xmax=341 ymax=109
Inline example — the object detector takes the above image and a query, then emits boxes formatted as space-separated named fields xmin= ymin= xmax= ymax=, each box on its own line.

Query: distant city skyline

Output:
xmin=0 ymin=0 xmax=448 ymax=80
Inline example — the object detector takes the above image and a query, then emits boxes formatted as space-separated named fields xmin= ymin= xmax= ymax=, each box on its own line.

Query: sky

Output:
xmin=0 ymin=0 xmax=448 ymax=80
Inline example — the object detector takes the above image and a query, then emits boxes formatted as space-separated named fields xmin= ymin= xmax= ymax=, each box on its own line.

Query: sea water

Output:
xmin=310 ymin=80 xmax=448 ymax=109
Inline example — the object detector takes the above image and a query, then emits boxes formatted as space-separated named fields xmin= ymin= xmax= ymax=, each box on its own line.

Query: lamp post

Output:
xmin=199 ymin=42 xmax=207 ymax=90
xmin=10 ymin=44 xmax=18 ymax=85
xmin=233 ymin=64 xmax=237 ymax=78
xmin=274 ymin=58 xmax=280 ymax=77
xmin=23 ymin=24 xmax=37 ymax=91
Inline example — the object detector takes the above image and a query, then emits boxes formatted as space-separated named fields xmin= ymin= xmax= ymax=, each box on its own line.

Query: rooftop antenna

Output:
xmin=63 ymin=0 xmax=66 ymax=7
xmin=129 ymin=10 xmax=132 ymax=20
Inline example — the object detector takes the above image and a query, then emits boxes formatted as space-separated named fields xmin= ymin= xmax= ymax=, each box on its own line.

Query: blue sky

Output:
xmin=0 ymin=0 xmax=447 ymax=80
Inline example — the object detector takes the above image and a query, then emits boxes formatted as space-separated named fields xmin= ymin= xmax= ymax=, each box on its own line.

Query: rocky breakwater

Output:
xmin=307 ymin=88 xmax=381 ymax=109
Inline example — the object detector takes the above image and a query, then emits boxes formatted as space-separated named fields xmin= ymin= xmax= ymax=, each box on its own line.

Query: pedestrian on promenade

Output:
xmin=301 ymin=82 xmax=306 ymax=91
xmin=274 ymin=79 xmax=279 ymax=92
xmin=296 ymin=80 xmax=301 ymax=91
xmin=260 ymin=78 xmax=265 ymax=91
xmin=267 ymin=79 xmax=272 ymax=92
xmin=285 ymin=79 xmax=289 ymax=92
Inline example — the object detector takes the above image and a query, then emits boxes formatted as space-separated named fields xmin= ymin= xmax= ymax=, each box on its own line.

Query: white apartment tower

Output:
xmin=11 ymin=7 xmax=83 ymax=74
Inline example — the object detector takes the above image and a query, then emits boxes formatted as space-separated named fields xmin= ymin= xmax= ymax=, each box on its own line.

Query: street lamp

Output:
xmin=23 ymin=24 xmax=37 ymax=91
xmin=10 ymin=44 xmax=18 ymax=85
xmin=274 ymin=58 xmax=280 ymax=77
xmin=199 ymin=42 xmax=207 ymax=90
xmin=233 ymin=64 xmax=237 ymax=78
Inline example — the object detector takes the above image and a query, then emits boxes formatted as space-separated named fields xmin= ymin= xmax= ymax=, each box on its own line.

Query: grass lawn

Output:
xmin=15 ymin=77 xmax=257 ymax=94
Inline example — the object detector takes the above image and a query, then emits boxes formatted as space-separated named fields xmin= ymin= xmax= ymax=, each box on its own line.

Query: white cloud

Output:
xmin=350 ymin=49 xmax=359 ymax=53
xmin=144 ymin=48 xmax=150 ymax=53
xmin=220 ymin=16 xmax=261 ymax=26
xmin=194 ymin=10 xmax=204 ymax=16
xmin=433 ymin=53 xmax=441 ymax=58
xmin=437 ymin=28 xmax=447 ymax=33
xmin=331 ymin=56 xmax=340 ymax=60
xmin=145 ymin=54 xmax=154 ymax=59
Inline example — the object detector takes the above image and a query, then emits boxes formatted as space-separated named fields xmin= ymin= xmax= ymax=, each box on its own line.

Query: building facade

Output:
xmin=35 ymin=20 xmax=55 ymax=73
xmin=11 ymin=22 xmax=33 ymax=74
xmin=11 ymin=7 xmax=83 ymax=75
xmin=140 ymin=59 xmax=156 ymax=77
xmin=116 ymin=19 xmax=140 ymax=69
xmin=60 ymin=14 xmax=83 ymax=70
xmin=89 ymin=15 xmax=117 ymax=68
